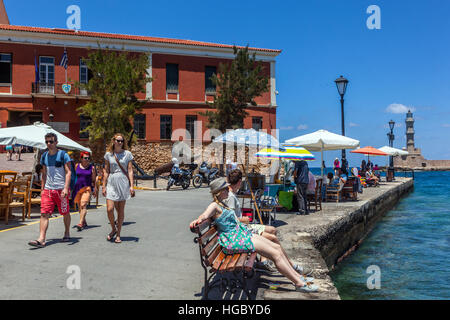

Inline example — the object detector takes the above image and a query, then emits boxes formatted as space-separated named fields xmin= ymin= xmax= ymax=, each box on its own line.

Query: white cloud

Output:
xmin=280 ymin=126 xmax=294 ymax=130
xmin=297 ymin=124 xmax=308 ymax=130
xmin=349 ymin=122 xmax=359 ymax=127
xmin=442 ymin=124 xmax=450 ymax=128
xmin=386 ymin=103 xmax=415 ymax=114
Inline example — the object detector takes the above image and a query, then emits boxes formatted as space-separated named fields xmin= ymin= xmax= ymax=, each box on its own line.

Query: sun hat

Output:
xmin=209 ymin=177 xmax=230 ymax=194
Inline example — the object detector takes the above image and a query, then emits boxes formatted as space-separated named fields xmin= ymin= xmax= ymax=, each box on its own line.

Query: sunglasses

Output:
xmin=115 ymin=139 xmax=124 ymax=143
xmin=82 ymin=157 xmax=90 ymax=160
xmin=45 ymin=140 xmax=55 ymax=144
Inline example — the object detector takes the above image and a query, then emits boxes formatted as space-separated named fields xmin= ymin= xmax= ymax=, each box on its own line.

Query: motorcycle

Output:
xmin=166 ymin=163 xmax=197 ymax=190
xmin=192 ymin=162 xmax=220 ymax=188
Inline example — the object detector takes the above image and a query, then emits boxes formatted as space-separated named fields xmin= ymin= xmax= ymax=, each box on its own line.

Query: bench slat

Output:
xmin=244 ymin=252 xmax=257 ymax=272
xmin=201 ymin=236 xmax=218 ymax=257
xmin=198 ymin=226 xmax=217 ymax=246
xmin=219 ymin=255 xmax=234 ymax=273
xmin=211 ymin=251 xmax=226 ymax=272
xmin=226 ymin=253 xmax=242 ymax=271
xmin=205 ymin=245 xmax=222 ymax=267
xmin=234 ymin=253 xmax=248 ymax=271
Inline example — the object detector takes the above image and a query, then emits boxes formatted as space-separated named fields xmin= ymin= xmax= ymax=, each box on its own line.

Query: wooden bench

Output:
xmin=190 ymin=218 xmax=257 ymax=300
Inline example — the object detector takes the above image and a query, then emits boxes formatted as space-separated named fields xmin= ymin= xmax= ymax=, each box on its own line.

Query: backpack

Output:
xmin=42 ymin=150 xmax=77 ymax=190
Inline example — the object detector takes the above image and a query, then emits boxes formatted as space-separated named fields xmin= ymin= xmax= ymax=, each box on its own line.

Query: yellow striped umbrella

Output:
xmin=255 ymin=145 xmax=315 ymax=161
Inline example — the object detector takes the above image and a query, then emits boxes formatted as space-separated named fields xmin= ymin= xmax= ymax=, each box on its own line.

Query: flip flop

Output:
xmin=28 ymin=240 xmax=45 ymax=248
xmin=75 ymin=224 xmax=83 ymax=231
xmin=107 ymin=231 xmax=117 ymax=241
xmin=62 ymin=236 xmax=70 ymax=242
xmin=114 ymin=238 xmax=122 ymax=244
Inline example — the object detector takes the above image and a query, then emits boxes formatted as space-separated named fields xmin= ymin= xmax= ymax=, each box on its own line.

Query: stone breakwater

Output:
xmin=257 ymin=177 xmax=414 ymax=300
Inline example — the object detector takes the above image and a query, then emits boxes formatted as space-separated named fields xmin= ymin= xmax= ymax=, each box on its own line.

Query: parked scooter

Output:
xmin=192 ymin=161 xmax=220 ymax=188
xmin=167 ymin=159 xmax=197 ymax=190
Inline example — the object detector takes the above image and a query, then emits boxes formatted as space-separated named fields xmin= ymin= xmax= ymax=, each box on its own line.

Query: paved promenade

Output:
xmin=0 ymin=154 xmax=414 ymax=299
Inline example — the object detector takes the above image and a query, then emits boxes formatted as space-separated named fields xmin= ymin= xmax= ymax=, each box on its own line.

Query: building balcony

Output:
xmin=31 ymin=82 xmax=89 ymax=97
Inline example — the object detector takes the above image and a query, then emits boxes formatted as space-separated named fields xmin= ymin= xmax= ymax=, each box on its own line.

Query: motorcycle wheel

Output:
xmin=167 ymin=179 xmax=174 ymax=191
xmin=182 ymin=178 xmax=190 ymax=190
xmin=193 ymin=175 xmax=202 ymax=188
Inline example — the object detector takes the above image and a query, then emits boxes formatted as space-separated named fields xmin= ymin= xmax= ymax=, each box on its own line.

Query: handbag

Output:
xmin=113 ymin=152 xmax=135 ymax=198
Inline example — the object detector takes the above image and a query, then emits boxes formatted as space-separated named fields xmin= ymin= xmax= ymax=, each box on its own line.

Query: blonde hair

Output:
xmin=108 ymin=133 xmax=128 ymax=154
xmin=213 ymin=193 xmax=230 ymax=210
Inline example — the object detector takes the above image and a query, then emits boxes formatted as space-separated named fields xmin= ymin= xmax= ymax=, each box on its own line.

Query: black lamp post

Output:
xmin=335 ymin=75 xmax=349 ymax=161
xmin=388 ymin=120 xmax=395 ymax=168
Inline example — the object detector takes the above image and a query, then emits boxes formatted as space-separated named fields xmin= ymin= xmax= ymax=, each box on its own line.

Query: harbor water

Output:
xmin=327 ymin=171 xmax=450 ymax=299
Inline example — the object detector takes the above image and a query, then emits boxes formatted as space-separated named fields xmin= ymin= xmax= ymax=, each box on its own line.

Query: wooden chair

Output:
xmin=307 ymin=178 xmax=323 ymax=211
xmin=325 ymin=182 xmax=344 ymax=203
xmin=0 ymin=181 xmax=14 ymax=224
xmin=190 ymin=218 xmax=257 ymax=300
xmin=342 ymin=177 xmax=358 ymax=201
xmin=10 ymin=179 xmax=29 ymax=221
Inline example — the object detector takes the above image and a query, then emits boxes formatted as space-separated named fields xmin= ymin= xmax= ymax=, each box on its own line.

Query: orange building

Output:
xmin=0 ymin=22 xmax=281 ymax=144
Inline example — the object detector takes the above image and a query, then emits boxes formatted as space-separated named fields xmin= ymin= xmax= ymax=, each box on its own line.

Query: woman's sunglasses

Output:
xmin=82 ymin=157 xmax=90 ymax=160
xmin=115 ymin=139 xmax=124 ymax=143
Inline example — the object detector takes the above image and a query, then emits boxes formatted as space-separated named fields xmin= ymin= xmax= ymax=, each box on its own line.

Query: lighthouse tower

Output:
xmin=406 ymin=110 xmax=415 ymax=152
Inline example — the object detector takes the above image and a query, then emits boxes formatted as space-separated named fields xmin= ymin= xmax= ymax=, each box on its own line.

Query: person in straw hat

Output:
xmin=189 ymin=177 xmax=318 ymax=293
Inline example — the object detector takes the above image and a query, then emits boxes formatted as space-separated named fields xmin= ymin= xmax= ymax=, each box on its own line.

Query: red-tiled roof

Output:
xmin=0 ymin=24 xmax=281 ymax=54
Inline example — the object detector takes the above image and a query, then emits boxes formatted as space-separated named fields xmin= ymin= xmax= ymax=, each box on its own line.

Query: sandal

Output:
xmin=62 ymin=236 xmax=70 ymax=242
xmin=107 ymin=231 xmax=117 ymax=241
xmin=114 ymin=237 xmax=122 ymax=244
xmin=28 ymin=240 xmax=45 ymax=248
xmin=75 ymin=224 xmax=83 ymax=231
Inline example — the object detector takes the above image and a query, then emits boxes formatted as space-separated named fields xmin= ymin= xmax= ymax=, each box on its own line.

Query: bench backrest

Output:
xmin=191 ymin=219 xmax=222 ymax=268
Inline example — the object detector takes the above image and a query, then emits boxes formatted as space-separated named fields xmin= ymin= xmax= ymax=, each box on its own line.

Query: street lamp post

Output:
xmin=388 ymin=120 xmax=395 ymax=168
xmin=387 ymin=120 xmax=395 ymax=181
xmin=335 ymin=75 xmax=349 ymax=162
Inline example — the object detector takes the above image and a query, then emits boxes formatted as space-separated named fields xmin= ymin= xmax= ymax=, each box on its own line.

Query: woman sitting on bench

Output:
xmin=189 ymin=177 xmax=318 ymax=293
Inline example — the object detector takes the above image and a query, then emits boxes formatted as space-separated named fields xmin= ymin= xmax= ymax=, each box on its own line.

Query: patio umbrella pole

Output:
xmin=28 ymin=148 xmax=39 ymax=213
xmin=240 ymin=163 xmax=263 ymax=225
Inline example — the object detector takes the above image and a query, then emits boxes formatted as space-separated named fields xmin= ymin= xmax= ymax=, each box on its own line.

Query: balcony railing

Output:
xmin=31 ymin=82 xmax=89 ymax=96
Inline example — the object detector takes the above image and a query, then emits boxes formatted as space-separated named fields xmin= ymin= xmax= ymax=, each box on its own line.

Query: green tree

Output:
xmin=77 ymin=48 xmax=152 ymax=158
xmin=201 ymin=45 xmax=270 ymax=132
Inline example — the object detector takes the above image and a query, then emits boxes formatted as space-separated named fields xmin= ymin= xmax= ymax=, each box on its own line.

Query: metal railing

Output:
xmin=31 ymin=82 xmax=89 ymax=96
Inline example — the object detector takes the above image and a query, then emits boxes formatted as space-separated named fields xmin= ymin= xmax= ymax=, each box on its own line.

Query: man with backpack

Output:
xmin=28 ymin=133 xmax=72 ymax=248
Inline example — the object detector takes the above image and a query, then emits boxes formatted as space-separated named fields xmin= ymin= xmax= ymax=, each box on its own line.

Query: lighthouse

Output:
xmin=406 ymin=110 xmax=415 ymax=152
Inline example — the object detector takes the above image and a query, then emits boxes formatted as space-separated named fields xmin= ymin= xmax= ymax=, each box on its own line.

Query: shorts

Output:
xmin=41 ymin=189 xmax=70 ymax=216
xmin=247 ymin=224 xmax=266 ymax=235
xmin=75 ymin=189 xmax=91 ymax=208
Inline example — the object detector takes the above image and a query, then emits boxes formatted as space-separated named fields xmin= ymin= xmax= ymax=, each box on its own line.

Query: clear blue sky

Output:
xmin=4 ymin=0 xmax=450 ymax=167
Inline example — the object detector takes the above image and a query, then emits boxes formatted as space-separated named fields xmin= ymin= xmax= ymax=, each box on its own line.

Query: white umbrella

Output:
xmin=378 ymin=146 xmax=409 ymax=156
xmin=213 ymin=128 xmax=281 ymax=149
xmin=213 ymin=128 xmax=280 ymax=224
xmin=0 ymin=122 xmax=91 ymax=152
xmin=284 ymin=129 xmax=360 ymax=176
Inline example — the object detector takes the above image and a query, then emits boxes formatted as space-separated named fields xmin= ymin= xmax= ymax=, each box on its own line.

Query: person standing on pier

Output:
xmin=293 ymin=159 xmax=310 ymax=215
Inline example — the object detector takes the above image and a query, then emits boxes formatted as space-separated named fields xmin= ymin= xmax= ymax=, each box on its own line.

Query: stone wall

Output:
xmin=312 ymin=179 xmax=414 ymax=269
xmin=130 ymin=141 xmax=272 ymax=175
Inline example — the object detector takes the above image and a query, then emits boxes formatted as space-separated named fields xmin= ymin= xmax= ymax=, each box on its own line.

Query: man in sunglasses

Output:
xmin=28 ymin=133 xmax=72 ymax=248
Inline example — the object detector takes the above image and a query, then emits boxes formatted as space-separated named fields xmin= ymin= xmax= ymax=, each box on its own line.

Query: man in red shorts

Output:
xmin=28 ymin=133 xmax=72 ymax=248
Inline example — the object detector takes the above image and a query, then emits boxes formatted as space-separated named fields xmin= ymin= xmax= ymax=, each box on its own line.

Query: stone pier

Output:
xmin=257 ymin=177 xmax=414 ymax=300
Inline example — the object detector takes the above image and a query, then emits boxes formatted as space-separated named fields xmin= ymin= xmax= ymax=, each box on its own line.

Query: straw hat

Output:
xmin=209 ymin=177 xmax=230 ymax=194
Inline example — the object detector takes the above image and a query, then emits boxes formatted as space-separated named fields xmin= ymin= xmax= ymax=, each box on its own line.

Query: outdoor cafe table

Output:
xmin=0 ymin=171 xmax=18 ymax=223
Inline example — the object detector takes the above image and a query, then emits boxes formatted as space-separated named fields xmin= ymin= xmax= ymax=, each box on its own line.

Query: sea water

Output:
xmin=325 ymin=171 xmax=450 ymax=299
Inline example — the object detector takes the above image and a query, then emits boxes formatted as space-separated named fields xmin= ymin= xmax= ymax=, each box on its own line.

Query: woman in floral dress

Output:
xmin=189 ymin=178 xmax=318 ymax=293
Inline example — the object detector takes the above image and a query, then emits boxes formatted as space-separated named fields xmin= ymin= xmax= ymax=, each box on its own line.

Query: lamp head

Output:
xmin=334 ymin=75 xmax=349 ymax=97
